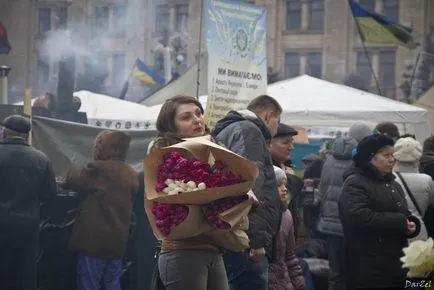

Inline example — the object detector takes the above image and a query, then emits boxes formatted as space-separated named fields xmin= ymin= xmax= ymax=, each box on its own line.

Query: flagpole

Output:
xmin=195 ymin=0 xmax=204 ymax=100
xmin=407 ymin=50 xmax=421 ymax=100
xmin=350 ymin=8 xmax=383 ymax=95
xmin=118 ymin=60 xmax=137 ymax=100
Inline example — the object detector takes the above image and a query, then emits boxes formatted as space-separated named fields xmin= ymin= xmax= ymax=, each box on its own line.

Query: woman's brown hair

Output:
xmin=156 ymin=95 xmax=204 ymax=135
xmin=152 ymin=95 xmax=209 ymax=151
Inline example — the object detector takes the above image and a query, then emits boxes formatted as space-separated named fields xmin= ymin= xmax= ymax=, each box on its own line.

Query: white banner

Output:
xmin=204 ymin=0 xmax=267 ymax=127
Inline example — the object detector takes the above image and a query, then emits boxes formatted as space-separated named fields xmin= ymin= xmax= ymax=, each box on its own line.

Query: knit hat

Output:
xmin=353 ymin=134 xmax=395 ymax=166
xmin=0 ymin=114 xmax=31 ymax=134
xmin=393 ymin=137 xmax=422 ymax=163
xmin=273 ymin=166 xmax=287 ymax=184
xmin=348 ymin=121 xmax=373 ymax=142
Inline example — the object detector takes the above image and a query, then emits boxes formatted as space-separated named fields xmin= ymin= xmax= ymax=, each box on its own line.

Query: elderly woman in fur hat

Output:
xmin=64 ymin=130 xmax=139 ymax=290
xmin=338 ymin=134 xmax=420 ymax=290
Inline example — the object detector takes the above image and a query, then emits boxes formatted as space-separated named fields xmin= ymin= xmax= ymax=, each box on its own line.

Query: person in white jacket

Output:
xmin=393 ymin=137 xmax=434 ymax=241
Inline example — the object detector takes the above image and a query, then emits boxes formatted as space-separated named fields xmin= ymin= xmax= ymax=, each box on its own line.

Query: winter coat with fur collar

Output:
xmin=64 ymin=130 xmax=139 ymax=259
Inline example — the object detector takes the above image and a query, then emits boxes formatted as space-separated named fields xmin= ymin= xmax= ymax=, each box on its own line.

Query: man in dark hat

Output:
xmin=269 ymin=123 xmax=303 ymax=236
xmin=0 ymin=114 xmax=58 ymax=290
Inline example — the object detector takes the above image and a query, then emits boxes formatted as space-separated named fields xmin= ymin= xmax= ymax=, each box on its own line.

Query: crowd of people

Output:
xmin=0 ymin=94 xmax=433 ymax=290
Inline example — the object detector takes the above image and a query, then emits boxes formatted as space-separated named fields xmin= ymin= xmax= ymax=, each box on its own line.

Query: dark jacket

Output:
xmin=338 ymin=164 xmax=414 ymax=289
xmin=317 ymin=137 xmax=357 ymax=236
xmin=0 ymin=137 xmax=57 ymax=242
xmin=65 ymin=131 xmax=139 ymax=259
xmin=213 ymin=110 xmax=282 ymax=257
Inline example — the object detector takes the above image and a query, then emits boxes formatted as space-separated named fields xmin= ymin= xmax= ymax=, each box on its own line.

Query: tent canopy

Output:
xmin=268 ymin=75 xmax=430 ymax=140
xmin=75 ymin=91 xmax=160 ymax=121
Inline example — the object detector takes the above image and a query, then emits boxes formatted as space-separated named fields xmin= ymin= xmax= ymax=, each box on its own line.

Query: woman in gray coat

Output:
xmin=393 ymin=137 xmax=434 ymax=242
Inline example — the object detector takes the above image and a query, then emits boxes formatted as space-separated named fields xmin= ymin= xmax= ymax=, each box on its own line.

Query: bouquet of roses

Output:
xmin=144 ymin=136 xmax=258 ymax=242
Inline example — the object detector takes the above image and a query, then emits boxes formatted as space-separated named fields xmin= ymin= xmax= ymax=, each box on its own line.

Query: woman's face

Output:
xmin=278 ymin=183 xmax=291 ymax=207
xmin=370 ymin=145 xmax=395 ymax=174
xmin=174 ymin=103 xmax=206 ymax=138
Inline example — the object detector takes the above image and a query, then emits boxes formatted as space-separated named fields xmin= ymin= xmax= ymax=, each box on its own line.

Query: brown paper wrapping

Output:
xmin=144 ymin=136 xmax=258 ymax=205
xmin=214 ymin=196 xmax=253 ymax=231
xmin=145 ymin=200 xmax=211 ymax=240
xmin=205 ymin=216 xmax=250 ymax=252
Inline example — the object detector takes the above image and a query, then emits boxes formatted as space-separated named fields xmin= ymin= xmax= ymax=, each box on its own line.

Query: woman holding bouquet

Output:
xmin=149 ymin=95 xmax=229 ymax=290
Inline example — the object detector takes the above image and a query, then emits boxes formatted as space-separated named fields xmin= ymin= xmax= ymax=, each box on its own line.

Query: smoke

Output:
xmin=37 ymin=0 xmax=194 ymax=101
xmin=38 ymin=2 xmax=141 ymax=99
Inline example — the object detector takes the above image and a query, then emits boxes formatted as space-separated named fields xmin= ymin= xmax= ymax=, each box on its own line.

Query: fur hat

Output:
xmin=349 ymin=121 xmax=373 ymax=142
xmin=393 ymin=137 xmax=422 ymax=163
xmin=273 ymin=166 xmax=287 ymax=184
xmin=353 ymin=134 xmax=395 ymax=166
xmin=93 ymin=130 xmax=132 ymax=161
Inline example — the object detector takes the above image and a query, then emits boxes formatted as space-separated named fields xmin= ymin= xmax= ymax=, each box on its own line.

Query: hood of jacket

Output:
xmin=92 ymin=130 xmax=131 ymax=161
xmin=332 ymin=137 xmax=357 ymax=160
xmin=343 ymin=163 xmax=395 ymax=182
xmin=420 ymin=151 xmax=434 ymax=170
xmin=212 ymin=110 xmax=272 ymax=140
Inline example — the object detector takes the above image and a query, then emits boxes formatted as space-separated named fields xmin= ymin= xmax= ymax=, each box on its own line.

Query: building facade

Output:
xmin=0 ymin=0 xmax=433 ymax=102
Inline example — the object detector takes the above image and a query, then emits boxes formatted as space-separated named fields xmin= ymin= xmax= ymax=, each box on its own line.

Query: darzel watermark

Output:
xmin=405 ymin=279 xmax=433 ymax=289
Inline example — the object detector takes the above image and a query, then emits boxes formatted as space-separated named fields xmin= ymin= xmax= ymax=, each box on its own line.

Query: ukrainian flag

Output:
xmin=349 ymin=0 xmax=417 ymax=49
xmin=132 ymin=59 xmax=165 ymax=85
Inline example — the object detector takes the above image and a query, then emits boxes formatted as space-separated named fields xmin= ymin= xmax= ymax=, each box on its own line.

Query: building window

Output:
xmin=356 ymin=51 xmax=373 ymax=86
xmin=286 ymin=0 xmax=301 ymax=30
xmin=382 ymin=0 xmax=399 ymax=22
xmin=154 ymin=53 xmax=165 ymax=76
xmin=379 ymin=50 xmax=396 ymax=87
xmin=56 ymin=7 xmax=68 ymax=30
xmin=112 ymin=53 xmax=125 ymax=85
xmin=175 ymin=4 xmax=188 ymax=32
xmin=95 ymin=6 xmax=109 ymax=33
xmin=309 ymin=0 xmax=324 ymax=31
xmin=156 ymin=5 xmax=170 ymax=35
xmin=284 ymin=52 xmax=300 ymax=78
xmin=37 ymin=53 xmax=50 ymax=87
xmin=113 ymin=5 xmax=126 ymax=36
xmin=38 ymin=8 xmax=52 ymax=36
xmin=307 ymin=52 xmax=322 ymax=78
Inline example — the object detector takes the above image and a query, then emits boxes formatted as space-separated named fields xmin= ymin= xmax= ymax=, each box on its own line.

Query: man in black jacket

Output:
xmin=213 ymin=95 xmax=283 ymax=290
xmin=0 ymin=115 xmax=58 ymax=290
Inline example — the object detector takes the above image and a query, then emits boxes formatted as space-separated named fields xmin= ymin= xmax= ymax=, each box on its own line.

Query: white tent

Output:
xmin=74 ymin=91 xmax=159 ymax=121
xmin=268 ymin=75 xmax=430 ymax=141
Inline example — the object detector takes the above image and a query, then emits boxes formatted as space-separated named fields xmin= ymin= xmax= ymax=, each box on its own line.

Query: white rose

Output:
xmin=401 ymin=238 xmax=434 ymax=277
xmin=165 ymin=179 xmax=174 ymax=185
xmin=187 ymin=181 xmax=197 ymax=189
xmin=198 ymin=182 xmax=206 ymax=190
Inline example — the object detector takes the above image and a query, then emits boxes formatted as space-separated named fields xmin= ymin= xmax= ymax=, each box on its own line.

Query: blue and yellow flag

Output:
xmin=132 ymin=59 xmax=165 ymax=85
xmin=348 ymin=0 xmax=417 ymax=49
